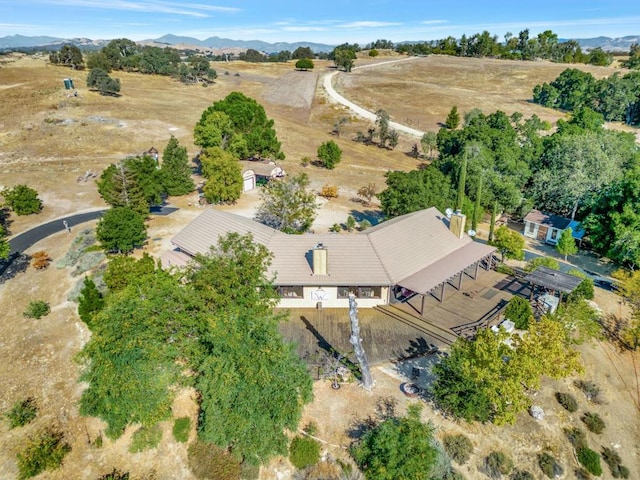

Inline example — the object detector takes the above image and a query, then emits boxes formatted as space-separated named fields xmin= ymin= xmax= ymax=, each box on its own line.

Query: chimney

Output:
xmin=312 ymin=243 xmax=328 ymax=275
xmin=449 ymin=211 xmax=466 ymax=239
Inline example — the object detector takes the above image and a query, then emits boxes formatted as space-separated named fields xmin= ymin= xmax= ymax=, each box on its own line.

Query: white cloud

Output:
xmin=337 ymin=21 xmax=401 ymax=29
xmin=421 ymin=20 xmax=447 ymax=25
xmin=39 ymin=0 xmax=239 ymax=18
xmin=282 ymin=26 xmax=328 ymax=32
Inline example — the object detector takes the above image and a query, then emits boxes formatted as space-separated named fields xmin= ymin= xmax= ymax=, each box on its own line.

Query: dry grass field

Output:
xmin=1 ymin=52 xmax=639 ymax=479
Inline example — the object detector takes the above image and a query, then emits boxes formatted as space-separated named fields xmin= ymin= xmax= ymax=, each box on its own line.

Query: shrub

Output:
xmin=495 ymin=263 xmax=515 ymax=276
xmin=369 ymin=49 xmax=379 ymax=57
xmin=2 ymin=184 xmax=43 ymax=215
xmin=23 ymin=300 xmax=50 ymax=319
xmin=317 ymin=140 xmax=342 ymax=169
xmin=564 ymin=426 xmax=587 ymax=450
xmin=6 ymin=398 xmax=38 ymax=429
xmin=581 ymin=412 xmax=605 ymax=434
xmin=555 ymin=391 xmax=578 ymax=412
xmin=577 ymin=446 xmax=602 ymax=476
xmin=575 ymin=380 xmax=602 ymax=403
xmin=16 ymin=427 xmax=71 ymax=479
xmin=329 ymin=223 xmax=342 ymax=233
xmin=172 ymin=417 xmax=190 ymax=443
xmin=128 ymin=424 xmax=162 ymax=453
xmin=574 ymin=468 xmax=591 ymax=480
xmin=345 ymin=215 xmax=357 ymax=232
xmin=31 ymin=251 xmax=51 ymax=270
xmin=358 ymin=219 xmax=371 ymax=231
xmin=303 ymin=421 xmax=318 ymax=436
xmin=504 ymin=296 xmax=533 ymax=330
xmin=97 ymin=469 xmax=130 ymax=480
xmin=538 ymin=452 xmax=563 ymax=478
xmin=300 ymin=156 xmax=311 ymax=167
xmin=320 ymin=184 xmax=339 ymax=199
xmin=510 ymin=471 xmax=534 ymax=480
xmin=485 ymin=451 xmax=513 ymax=479
xmin=442 ymin=434 xmax=473 ymax=465
xmin=444 ymin=469 xmax=466 ymax=480
xmin=525 ymin=256 xmax=559 ymax=272
xmin=601 ymin=447 xmax=630 ymax=479
xmin=188 ymin=440 xmax=241 ymax=480
xmin=289 ymin=436 xmax=321 ymax=470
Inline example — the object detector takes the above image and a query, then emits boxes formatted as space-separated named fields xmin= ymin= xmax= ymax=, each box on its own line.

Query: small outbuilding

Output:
xmin=239 ymin=159 xmax=285 ymax=191
xmin=523 ymin=209 xmax=584 ymax=245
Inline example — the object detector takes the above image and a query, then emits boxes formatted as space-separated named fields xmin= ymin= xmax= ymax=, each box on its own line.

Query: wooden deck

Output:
xmin=277 ymin=272 xmax=529 ymax=365
xmin=277 ymin=307 xmax=436 ymax=365
xmin=388 ymin=270 xmax=529 ymax=342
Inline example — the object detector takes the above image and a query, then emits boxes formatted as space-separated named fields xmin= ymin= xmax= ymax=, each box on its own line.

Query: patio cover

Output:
xmin=396 ymin=241 xmax=495 ymax=294
xmin=524 ymin=266 xmax=583 ymax=294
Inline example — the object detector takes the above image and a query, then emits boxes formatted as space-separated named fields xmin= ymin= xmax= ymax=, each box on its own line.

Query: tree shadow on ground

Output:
xmin=348 ymin=209 xmax=383 ymax=227
xmin=0 ymin=253 xmax=30 ymax=284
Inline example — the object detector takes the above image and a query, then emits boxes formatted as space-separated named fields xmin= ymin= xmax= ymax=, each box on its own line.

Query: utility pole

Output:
xmin=349 ymin=294 xmax=374 ymax=390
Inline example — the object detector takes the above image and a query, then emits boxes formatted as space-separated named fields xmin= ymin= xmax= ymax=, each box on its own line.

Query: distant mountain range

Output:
xmin=1 ymin=33 xmax=638 ymax=53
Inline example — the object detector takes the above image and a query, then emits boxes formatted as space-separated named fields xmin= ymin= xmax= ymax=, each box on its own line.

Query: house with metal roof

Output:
xmin=163 ymin=207 xmax=496 ymax=308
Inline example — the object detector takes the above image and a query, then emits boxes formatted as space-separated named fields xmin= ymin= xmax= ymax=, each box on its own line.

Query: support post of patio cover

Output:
xmin=420 ymin=293 xmax=426 ymax=315
xmin=440 ymin=282 xmax=445 ymax=303
xmin=473 ymin=261 xmax=480 ymax=280
xmin=457 ymin=271 xmax=463 ymax=290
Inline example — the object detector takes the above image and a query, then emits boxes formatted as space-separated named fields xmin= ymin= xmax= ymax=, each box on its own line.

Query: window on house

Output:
xmin=278 ymin=286 xmax=303 ymax=298
xmin=526 ymin=222 xmax=536 ymax=235
xmin=550 ymin=228 xmax=559 ymax=241
xmin=338 ymin=286 xmax=381 ymax=298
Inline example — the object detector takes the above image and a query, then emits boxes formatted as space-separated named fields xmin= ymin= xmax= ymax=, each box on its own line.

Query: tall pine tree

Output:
xmin=160 ymin=136 xmax=195 ymax=196
xmin=96 ymin=161 xmax=149 ymax=215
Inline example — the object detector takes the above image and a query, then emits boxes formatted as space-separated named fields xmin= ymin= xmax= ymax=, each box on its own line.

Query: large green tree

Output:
xmin=197 ymin=308 xmax=312 ymax=465
xmin=103 ymin=253 xmax=156 ymax=292
xmin=492 ymin=225 xmax=525 ymax=262
xmin=87 ymin=68 xmax=121 ymax=95
xmin=79 ymin=270 xmax=208 ymax=438
xmin=556 ymin=227 xmax=577 ymax=261
xmin=0 ymin=224 xmax=10 ymax=260
xmin=96 ymin=207 xmax=147 ymax=254
xmin=432 ymin=319 xmax=581 ymax=425
xmin=184 ymin=232 xmax=278 ymax=314
xmin=160 ymin=136 xmax=195 ymax=196
xmin=2 ymin=185 xmax=43 ymax=215
xmin=77 ymin=276 xmax=105 ymax=325
xmin=255 ymin=173 xmax=318 ymax=233
xmin=200 ymin=147 xmax=243 ymax=204
xmin=350 ymin=404 xmax=445 ymax=480
xmin=49 ymin=44 xmax=83 ymax=69
xmin=378 ymin=166 xmax=455 ymax=218
xmin=295 ymin=58 xmax=314 ymax=71
xmin=96 ymin=161 xmax=149 ymax=216
xmin=194 ymin=92 xmax=284 ymax=160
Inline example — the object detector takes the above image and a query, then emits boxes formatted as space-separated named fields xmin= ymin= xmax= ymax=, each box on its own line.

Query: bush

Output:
xmin=555 ymin=391 xmax=578 ymax=412
xmin=564 ymin=426 xmax=587 ymax=450
xmin=172 ymin=417 xmax=190 ymax=443
xmin=5 ymin=397 xmax=38 ymax=429
xmin=345 ymin=215 xmax=357 ymax=232
xmin=303 ymin=421 xmax=318 ymax=436
xmin=495 ymin=263 xmax=515 ymax=276
xmin=601 ymin=447 xmax=630 ymax=478
xmin=128 ymin=424 xmax=162 ymax=453
xmin=329 ymin=223 xmax=342 ymax=233
xmin=289 ymin=436 xmax=321 ymax=470
xmin=485 ymin=451 xmax=513 ymax=479
xmin=317 ymin=140 xmax=342 ymax=169
xmin=538 ymin=452 xmax=563 ymax=478
xmin=577 ymin=446 xmax=603 ymax=476
xmin=97 ymin=469 xmax=130 ymax=480
xmin=23 ymin=300 xmax=50 ymax=319
xmin=442 ymin=434 xmax=473 ymax=465
xmin=16 ymin=427 xmax=71 ymax=479
xmin=320 ymin=184 xmax=339 ymax=199
xmin=358 ymin=219 xmax=371 ymax=231
xmin=581 ymin=412 xmax=605 ymax=434
xmin=31 ymin=251 xmax=52 ymax=270
xmin=188 ymin=440 xmax=241 ymax=480
xmin=575 ymin=380 xmax=602 ymax=403
xmin=510 ymin=471 xmax=534 ymax=480
xmin=525 ymin=256 xmax=559 ymax=272
xmin=504 ymin=296 xmax=533 ymax=330
xmin=2 ymin=184 xmax=43 ymax=215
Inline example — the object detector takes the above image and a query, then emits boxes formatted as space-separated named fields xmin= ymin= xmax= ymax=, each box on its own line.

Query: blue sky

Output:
xmin=1 ymin=1 xmax=639 ymax=45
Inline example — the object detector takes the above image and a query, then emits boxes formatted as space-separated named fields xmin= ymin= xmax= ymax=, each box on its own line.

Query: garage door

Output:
xmin=243 ymin=175 xmax=255 ymax=191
